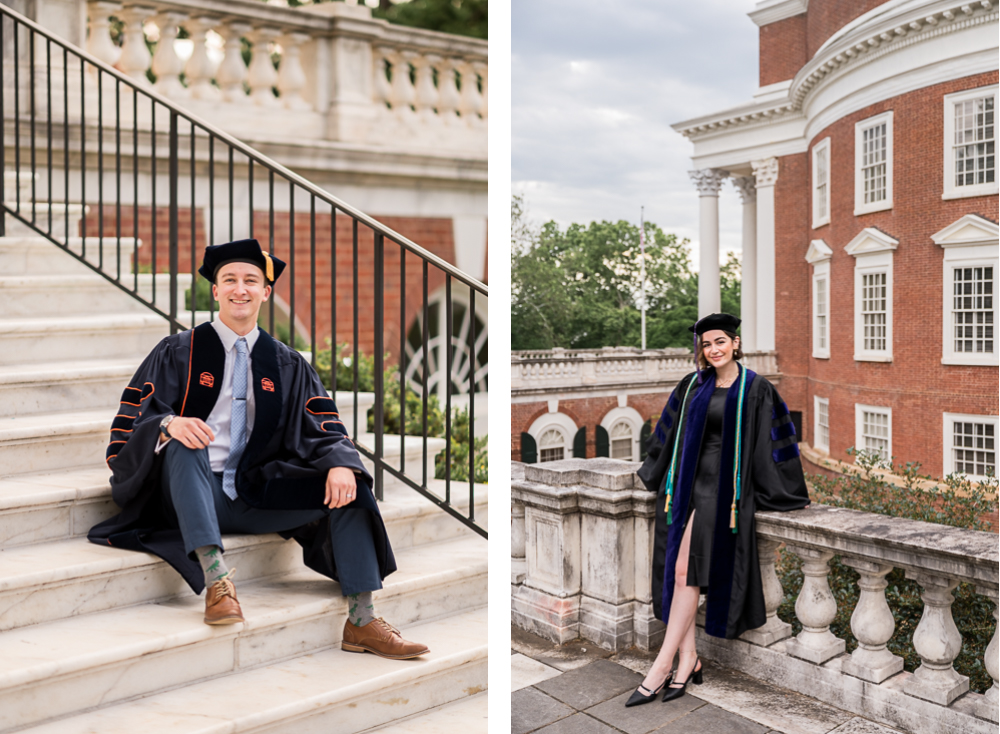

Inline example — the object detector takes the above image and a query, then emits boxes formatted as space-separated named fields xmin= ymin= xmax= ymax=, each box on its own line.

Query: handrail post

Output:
xmin=169 ymin=110 xmax=179 ymax=333
xmin=373 ymin=232 xmax=384 ymax=502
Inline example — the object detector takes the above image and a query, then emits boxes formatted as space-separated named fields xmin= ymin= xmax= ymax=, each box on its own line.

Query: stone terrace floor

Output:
xmin=511 ymin=626 xmax=911 ymax=734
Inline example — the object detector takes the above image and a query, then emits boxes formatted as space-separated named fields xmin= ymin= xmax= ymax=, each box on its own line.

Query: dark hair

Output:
xmin=696 ymin=330 xmax=743 ymax=371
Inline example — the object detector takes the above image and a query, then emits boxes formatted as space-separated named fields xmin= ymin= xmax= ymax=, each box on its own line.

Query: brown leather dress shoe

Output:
xmin=204 ymin=574 xmax=244 ymax=625
xmin=341 ymin=617 xmax=430 ymax=659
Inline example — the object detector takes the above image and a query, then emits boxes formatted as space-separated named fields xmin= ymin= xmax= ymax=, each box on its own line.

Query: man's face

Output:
xmin=212 ymin=261 xmax=270 ymax=326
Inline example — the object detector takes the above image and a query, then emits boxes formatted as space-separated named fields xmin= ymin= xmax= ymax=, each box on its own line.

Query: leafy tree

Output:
xmin=284 ymin=0 xmax=487 ymax=40
xmin=511 ymin=196 xmax=740 ymax=351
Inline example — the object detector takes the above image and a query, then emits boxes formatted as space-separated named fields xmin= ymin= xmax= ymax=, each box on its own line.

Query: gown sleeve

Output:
xmin=637 ymin=372 xmax=695 ymax=494
xmin=750 ymin=379 xmax=810 ymax=511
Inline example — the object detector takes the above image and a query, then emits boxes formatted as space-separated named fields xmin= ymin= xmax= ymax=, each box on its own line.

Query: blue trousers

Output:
xmin=160 ymin=440 xmax=381 ymax=595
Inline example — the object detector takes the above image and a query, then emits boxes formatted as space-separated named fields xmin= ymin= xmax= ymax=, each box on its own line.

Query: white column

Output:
xmin=733 ymin=176 xmax=757 ymax=350
xmin=903 ymin=571 xmax=969 ymax=705
xmin=689 ymin=169 xmax=727 ymax=317
xmin=841 ymin=558 xmax=904 ymax=683
xmin=783 ymin=546 xmax=846 ymax=664
xmin=751 ymin=158 xmax=778 ymax=352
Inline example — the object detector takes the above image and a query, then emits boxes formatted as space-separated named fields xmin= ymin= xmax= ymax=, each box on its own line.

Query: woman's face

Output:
xmin=701 ymin=330 xmax=739 ymax=369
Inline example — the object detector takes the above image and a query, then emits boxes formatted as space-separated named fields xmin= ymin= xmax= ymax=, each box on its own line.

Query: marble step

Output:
xmin=0 ymin=539 xmax=487 ymax=732
xmin=0 ymin=272 xmax=192 ymax=317
xmin=0 ymin=464 xmax=489 ymax=551
xmin=0 ymin=409 xmax=113 ymax=477
xmin=0 ymin=358 xmax=139 ymax=418
xmin=0 ymin=312 xmax=169 ymax=366
xmin=14 ymin=605 xmax=487 ymax=734
xmin=0 ymin=484 xmax=489 ymax=631
xmin=0 ymin=235 xmax=139 ymax=277
xmin=367 ymin=692 xmax=488 ymax=733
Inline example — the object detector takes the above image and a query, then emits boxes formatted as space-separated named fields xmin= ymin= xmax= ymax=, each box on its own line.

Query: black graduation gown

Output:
xmin=88 ymin=322 xmax=396 ymax=594
xmin=637 ymin=364 xmax=809 ymax=639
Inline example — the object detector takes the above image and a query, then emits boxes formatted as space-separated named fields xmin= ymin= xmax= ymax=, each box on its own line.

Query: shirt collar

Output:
xmin=211 ymin=318 xmax=260 ymax=354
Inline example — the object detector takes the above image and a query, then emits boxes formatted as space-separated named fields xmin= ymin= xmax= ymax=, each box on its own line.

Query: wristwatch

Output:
xmin=159 ymin=415 xmax=176 ymax=439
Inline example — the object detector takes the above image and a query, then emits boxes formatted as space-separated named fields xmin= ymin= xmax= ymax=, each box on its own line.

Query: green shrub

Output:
xmin=776 ymin=448 xmax=998 ymax=694
xmin=435 ymin=405 xmax=488 ymax=484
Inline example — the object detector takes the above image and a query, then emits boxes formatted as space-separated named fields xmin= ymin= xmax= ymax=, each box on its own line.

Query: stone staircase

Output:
xmin=0 ymin=206 xmax=488 ymax=732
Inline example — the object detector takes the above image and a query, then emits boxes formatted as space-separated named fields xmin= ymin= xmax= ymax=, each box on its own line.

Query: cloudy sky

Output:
xmin=512 ymin=0 xmax=762 ymax=269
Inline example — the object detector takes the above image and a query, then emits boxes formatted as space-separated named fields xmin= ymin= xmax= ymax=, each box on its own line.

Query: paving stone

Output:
xmin=829 ymin=718 xmax=909 ymax=734
xmin=652 ymin=705 xmax=770 ymax=734
xmin=534 ymin=713 xmax=621 ymax=734
xmin=533 ymin=659 xmax=642 ymax=710
xmin=584 ymin=688 xmax=706 ymax=734
xmin=512 ymin=687 xmax=574 ymax=734
xmin=512 ymin=653 xmax=562 ymax=691
xmin=512 ymin=625 xmax=613 ymax=672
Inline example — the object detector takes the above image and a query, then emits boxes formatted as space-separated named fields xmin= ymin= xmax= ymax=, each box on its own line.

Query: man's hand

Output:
xmin=325 ymin=466 xmax=357 ymax=509
xmin=167 ymin=417 xmax=216 ymax=450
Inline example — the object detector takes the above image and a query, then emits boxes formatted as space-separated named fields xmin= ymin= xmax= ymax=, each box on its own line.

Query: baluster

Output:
xmin=388 ymin=49 xmax=416 ymax=123
xmin=86 ymin=2 xmax=122 ymax=71
xmin=247 ymin=27 xmax=280 ymax=106
xmin=512 ymin=499 xmax=526 ymax=584
xmin=216 ymin=22 xmax=251 ymax=103
xmin=456 ymin=60 xmax=483 ymax=124
xmin=117 ymin=5 xmax=155 ymax=86
xmin=474 ymin=61 xmax=487 ymax=119
xmin=902 ymin=571 xmax=969 ymax=704
xmin=184 ymin=16 xmax=219 ymax=100
xmin=436 ymin=57 xmax=460 ymax=123
xmin=740 ymin=537 xmax=792 ymax=646
xmin=277 ymin=32 xmax=311 ymax=110
xmin=841 ymin=559 xmax=904 ymax=682
xmin=372 ymin=46 xmax=393 ymax=114
xmin=411 ymin=53 xmax=439 ymax=124
xmin=975 ymin=584 xmax=999 ymax=723
xmin=783 ymin=546 xmax=846 ymax=663
xmin=151 ymin=11 xmax=187 ymax=98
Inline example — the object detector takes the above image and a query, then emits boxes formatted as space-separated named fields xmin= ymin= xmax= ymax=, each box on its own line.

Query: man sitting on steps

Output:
xmin=89 ymin=238 xmax=428 ymax=660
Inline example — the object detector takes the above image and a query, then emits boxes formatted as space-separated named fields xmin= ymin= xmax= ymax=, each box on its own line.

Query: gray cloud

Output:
xmin=512 ymin=0 xmax=760 ymax=268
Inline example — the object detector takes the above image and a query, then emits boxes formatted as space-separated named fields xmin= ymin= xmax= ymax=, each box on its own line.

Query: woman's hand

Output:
xmin=325 ymin=466 xmax=358 ymax=508
xmin=167 ymin=417 xmax=215 ymax=449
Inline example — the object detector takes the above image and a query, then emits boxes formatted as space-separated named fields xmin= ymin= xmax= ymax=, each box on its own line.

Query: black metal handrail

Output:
xmin=0 ymin=4 xmax=486 ymax=537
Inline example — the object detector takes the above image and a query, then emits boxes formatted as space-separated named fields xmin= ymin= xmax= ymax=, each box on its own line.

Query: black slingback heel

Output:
xmin=662 ymin=659 xmax=702 ymax=702
xmin=624 ymin=670 xmax=674 ymax=707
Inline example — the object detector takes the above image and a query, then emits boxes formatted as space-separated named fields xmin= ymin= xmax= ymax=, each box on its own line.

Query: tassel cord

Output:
xmin=730 ymin=363 xmax=747 ymax=533
xmin=664 ymin=376 xmax=696 ymax=524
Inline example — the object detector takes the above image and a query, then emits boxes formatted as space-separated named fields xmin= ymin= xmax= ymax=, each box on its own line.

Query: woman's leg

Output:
xmin=641 ymin=511 xmax=700 ymax=691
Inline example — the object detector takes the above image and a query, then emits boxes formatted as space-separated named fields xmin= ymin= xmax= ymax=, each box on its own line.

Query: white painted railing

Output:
xmin=79 ymin=0 xmax=486 ymax=154
xmin=511 ymin=458 xmax=999 ymax=734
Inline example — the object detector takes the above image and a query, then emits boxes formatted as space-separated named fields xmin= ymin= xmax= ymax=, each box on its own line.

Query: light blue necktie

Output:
xmin=222 ymin=337 xmax=248 ymax=500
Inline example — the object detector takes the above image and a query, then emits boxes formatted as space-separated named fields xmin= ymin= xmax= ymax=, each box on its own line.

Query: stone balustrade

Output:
xmin=511 ymin=347 xmax=779 ymax=395
xmin=511 ymin=458 xmax=999 ymax=734
xmin=74 ymin=0 xmax=486 ymax=154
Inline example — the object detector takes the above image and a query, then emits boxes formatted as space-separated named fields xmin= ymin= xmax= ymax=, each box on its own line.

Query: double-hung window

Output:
xmin=812 ymin=138 xmax=831 ymax=228
xmin=932 ymin=214 xmax=999 ymax=366
xmin=806 ymin=239 xmax=832 ymax=359
xmin=943 ymin=413 xmax=997 ymax=480
xmin=855 ymin=404 xmax=891 ymax=463
xmin=855 ymin=112 xmax=893 ymax=215
xmin=814 ymin=396 xmax=830 ymax=453
xmin=846 ymin=228 xmax=897 ymax=362
xmin=943 ymin=86 xmax=997 ymax=200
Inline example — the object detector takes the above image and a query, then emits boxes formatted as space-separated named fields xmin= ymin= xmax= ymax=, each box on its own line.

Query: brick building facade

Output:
xmin=670 ymin=0 xmax=998 ymax=480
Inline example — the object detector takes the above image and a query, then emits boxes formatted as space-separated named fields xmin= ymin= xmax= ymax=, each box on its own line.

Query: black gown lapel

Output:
xmin=181 ymin=322 xmax=225 ymax=420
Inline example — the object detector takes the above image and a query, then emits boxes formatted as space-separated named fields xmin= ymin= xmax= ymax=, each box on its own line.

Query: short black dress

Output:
xmin=684 ymin=385 xmax=728 ymax=588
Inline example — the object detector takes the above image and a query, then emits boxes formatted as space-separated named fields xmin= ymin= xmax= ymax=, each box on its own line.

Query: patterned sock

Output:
xmin=196 ymin=545 xmax=230 ymax=588
xmin=347 ymin=591 xmax=376 ymax=627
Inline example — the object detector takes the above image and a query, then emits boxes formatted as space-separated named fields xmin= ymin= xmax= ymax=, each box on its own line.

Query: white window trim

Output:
xmin=942 ymin=412 xmax=999 ymax=481
xmin=846 ymin=228 xmax=898 ymax=362
xmin=933 ymin=214 xmax=999 ymax=366
xmin=600 ymin=405 xmax=644 ymax=463
xmin=527 ymin=412 xmax=579 ymax=462
xmin=814 ymin=395 xmax=830 ymax=454
xmin=854 ymin=111 xmax=893 ymax=215
xmin=942 ymin=85 xmax=998 ymax=201
xmin=855 ymin=403 xmax=892 ymax=463
xmin=806 ymin=239 xmax=833 ymax=359
xmin=812 ymin=137 xmax=831 ymax=228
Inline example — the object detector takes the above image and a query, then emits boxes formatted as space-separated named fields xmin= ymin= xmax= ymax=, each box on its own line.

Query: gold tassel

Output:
xmin=665 ymin=492 xmax=673 ymax=524
xmin=263 ymin=251 xmax=274 ymax=282
xmin=729 ymin=502 xmax=736 ymax=530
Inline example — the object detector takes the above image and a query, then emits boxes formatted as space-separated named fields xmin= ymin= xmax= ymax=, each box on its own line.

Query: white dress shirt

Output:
xmin=156 ymin=319 xmax=258 ymax=473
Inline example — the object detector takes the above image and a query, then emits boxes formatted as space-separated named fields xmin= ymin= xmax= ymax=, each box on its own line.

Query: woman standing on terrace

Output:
xmin=626 ymin=313 xmax=810 ymax=706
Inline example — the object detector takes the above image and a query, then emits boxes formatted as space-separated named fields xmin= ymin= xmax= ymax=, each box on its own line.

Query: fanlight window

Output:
xmin=610 ymin=421 xmax=633 ymax=460
xmin=539 ymin=428 xmax=566 ymax=463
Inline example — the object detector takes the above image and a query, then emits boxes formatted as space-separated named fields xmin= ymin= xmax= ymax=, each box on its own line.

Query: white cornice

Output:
xmin=845 ymin=227 xmax=900 ymax=256
xmin=748 ymin=0 xmax=808 ymax=27
xmin=931 ymin=213 xmax=1000 ymax=247
xmin=805 ymin=239 xmax=833 ymax=264
xmin=673 ymin=0 xmax=997 ymax=142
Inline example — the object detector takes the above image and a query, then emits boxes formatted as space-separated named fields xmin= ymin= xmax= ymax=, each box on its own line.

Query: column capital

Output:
xmin=732 ymin=176 xmax=757 ymax=204
xmin=689 ymin=168 xmax=728 ymax=196
xmin=751 ymin=158 xmax=779 ymax=187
